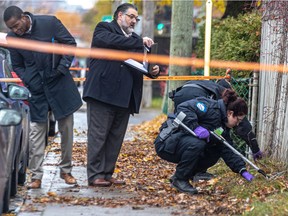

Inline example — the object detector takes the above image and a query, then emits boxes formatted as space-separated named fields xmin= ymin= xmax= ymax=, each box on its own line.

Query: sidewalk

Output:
xmin=17 ymin=108 xmax=183 ymax=216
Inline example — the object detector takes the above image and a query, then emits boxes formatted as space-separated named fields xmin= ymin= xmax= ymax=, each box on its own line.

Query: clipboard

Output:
xmin=124 ymin=43 xmax=158 ymax=74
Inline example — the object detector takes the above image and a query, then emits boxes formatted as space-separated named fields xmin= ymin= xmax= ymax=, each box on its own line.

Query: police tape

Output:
xmin=69 ymin=67 xmax=89 ymax=71
xmin=143 ymin=75 xmax=223 ymax=81
xmin=2 ymin=37 xmax=288 ymax=73
xmin=0 ymin=75 xmax=224 ymax=83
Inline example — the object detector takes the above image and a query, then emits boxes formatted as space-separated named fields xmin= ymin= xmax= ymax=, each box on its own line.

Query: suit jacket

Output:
xmin=83 ymin=20 xmax=156 ymax=114
xmin=7 ymin=12 xmax=82 ymax=122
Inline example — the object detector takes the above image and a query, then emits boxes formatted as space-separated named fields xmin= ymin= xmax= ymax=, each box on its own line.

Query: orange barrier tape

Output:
xmin=69 ymin=67 xmax=89 ymax=71
xmin=0 ymin=37 xmax=288 ymax=73
xmin=0 ymin=78 xmax=22 ymax=82
xmin=144 ymin=75 xmax=223 ymax=81
xmin=0 ymin=76 xmax=225 ymax=83
xmin=1 ymin=37 xmax=288 ymax=73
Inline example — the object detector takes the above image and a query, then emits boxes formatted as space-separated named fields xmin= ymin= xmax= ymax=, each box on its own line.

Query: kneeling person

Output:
xmin=154 ymin=89 xmax=254 ymax=195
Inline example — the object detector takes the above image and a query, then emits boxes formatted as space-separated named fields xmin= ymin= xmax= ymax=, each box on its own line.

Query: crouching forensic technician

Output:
xmin=154 ymin=89 xmax=254 ymax=195
xmin=170 ymin=79 xmax=263 ymax=162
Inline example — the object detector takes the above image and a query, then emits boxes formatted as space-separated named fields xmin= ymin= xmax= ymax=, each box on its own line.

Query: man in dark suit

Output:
xmin=83 ymin=3 xmax=160 ymax=187
xmin=4 ymin=6 xmax=82 ymax=189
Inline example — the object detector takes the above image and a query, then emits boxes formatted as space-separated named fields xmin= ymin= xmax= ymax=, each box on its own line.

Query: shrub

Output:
xmin=196 ymin=11 xmax=261 ymax=77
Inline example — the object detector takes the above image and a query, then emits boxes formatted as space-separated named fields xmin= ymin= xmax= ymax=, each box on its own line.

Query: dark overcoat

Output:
xmin=83 ymin=20 xmax=156 ymax=114
xmin=7 ymin=12 xmax=82 ymax=122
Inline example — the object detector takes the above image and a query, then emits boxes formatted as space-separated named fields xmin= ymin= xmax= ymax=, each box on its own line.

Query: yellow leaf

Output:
xmin=114 ymin=168 xmax=121 ymax=173
xmin=207 ymin=178 xmax=219 ymax=185
xmin=147 ymin=186 xmax=155 ymax=190
xmin=47 ymin=191 xmax=57 ymax=197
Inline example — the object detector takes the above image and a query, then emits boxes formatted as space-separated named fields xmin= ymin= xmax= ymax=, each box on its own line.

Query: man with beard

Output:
xmin=83 ymin=3 xmax=160 ymax=187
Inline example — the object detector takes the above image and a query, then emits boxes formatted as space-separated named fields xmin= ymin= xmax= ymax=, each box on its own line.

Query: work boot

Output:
xmin=193 ymin=171 xmax=215 ymax=182
xmin=60 ymin=173 xmax=77 ymax=185
xmin=171 ymin=178 xmax=198 ymax=195
xmin=169 ymin=175 xmax=176 ymax=183
xmin=27 ymin=179 xmax=41 ymax=189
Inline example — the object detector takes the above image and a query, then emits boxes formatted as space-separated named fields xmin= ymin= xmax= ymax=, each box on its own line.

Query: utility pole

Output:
xmin=141 ymin=1 xmax=155 ymax=108
xmin=168 ymin=1 xmax=194 ymax=112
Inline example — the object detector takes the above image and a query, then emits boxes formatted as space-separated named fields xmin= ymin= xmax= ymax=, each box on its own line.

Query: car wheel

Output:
xmin=2 ymin=176 xmax=11 ymax=213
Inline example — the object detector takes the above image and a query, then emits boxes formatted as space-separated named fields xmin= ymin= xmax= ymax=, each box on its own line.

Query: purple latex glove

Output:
xmin=194 ymin=126 xmax=210 ymax=141
xmin=241 ymin=171 xmax=254 ymax=182
xmin=253 ymin=150 xmax=263 ymax=161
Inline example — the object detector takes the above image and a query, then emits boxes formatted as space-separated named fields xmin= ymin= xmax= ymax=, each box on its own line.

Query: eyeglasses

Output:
xmin=125 ymin=14 xmax=140 ymax=22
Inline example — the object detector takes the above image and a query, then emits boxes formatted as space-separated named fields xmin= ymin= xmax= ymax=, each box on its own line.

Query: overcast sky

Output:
xmin=66 ymin=0 xmax=97 ymax=9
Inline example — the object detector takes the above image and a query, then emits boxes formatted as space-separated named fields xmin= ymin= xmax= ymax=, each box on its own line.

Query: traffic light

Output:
xmin=157 ymin=23 xmax=165 ymax=31
xmin=155 ymin=21 xmax=170 ymax=36
xmin=157 ymin=23 xmax=165 ymax=35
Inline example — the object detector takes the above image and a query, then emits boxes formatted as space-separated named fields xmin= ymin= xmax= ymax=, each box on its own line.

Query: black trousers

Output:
xmin=86 ymin=99 xmax=130 ymax=183
xmin=155 ymin=134 xmax=220 ymax=180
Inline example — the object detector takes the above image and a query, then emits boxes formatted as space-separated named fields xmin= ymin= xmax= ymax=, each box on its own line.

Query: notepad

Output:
xmin=124 ymin=43 xmax=158 ymax=74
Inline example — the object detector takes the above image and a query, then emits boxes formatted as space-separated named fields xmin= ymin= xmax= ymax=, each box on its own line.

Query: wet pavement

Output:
xmin=11 ymin=106 xmax=182 ymax=216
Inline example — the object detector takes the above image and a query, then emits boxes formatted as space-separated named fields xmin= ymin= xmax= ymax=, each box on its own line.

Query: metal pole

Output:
xmin=204 ymin=0 xmax=213 ymax=76
xmin=251 ymin=71 xmax=259 ymax=132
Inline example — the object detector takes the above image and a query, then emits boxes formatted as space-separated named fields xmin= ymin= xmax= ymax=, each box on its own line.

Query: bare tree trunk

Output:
xmin=168 ymin=1 xmax=193 ymax=112
xmin=258 ymin=1 xmax=288 ymax=163
xmin=141 ymin=1 xmax=155 ymax=108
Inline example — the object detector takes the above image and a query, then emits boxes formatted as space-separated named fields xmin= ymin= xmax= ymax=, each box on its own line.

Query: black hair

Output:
xmin=113 ymin=3 xmax=138 ymax=20
xmin=222 ymin=89 xmax=248 ymax=116
xmin=3 ymin=6 xmax=23 ymax=22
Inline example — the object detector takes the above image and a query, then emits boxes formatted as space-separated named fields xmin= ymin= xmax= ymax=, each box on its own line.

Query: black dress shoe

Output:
xmin=193 ymin=172 xmax=215 ymax=182
xmin=171 ymin=178 xmax=198 ymax=195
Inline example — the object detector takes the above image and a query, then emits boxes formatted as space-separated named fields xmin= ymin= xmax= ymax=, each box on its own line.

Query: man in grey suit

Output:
xmin=83 ymin=3 xmax=160 ymax=187
xmin=4 ymin=6 xmax=82 ymax=189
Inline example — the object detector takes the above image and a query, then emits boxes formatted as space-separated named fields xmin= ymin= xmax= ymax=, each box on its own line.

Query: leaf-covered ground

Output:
xmin=23 ymin=114 xmax=288 ymax=215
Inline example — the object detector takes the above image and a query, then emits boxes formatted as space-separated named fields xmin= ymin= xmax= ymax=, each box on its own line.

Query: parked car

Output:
xmin=0 ymin=84 xmax=29 ymax=214
xmin=0 ymin=47 xmax=31 ymax=213
xmin=0 ymin=107 xmax=22 ymax=214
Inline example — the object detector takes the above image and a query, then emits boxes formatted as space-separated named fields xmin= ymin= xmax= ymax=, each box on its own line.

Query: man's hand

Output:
xmin=143 ymin=37 xmax=154 ymax=48
xmin=253 ymin=150 xmax=263 ymax=161
xmin=150 ymin=65 xmax=160 ymax=77
xmin=241 ymin=171 xmax=254 ymax=182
